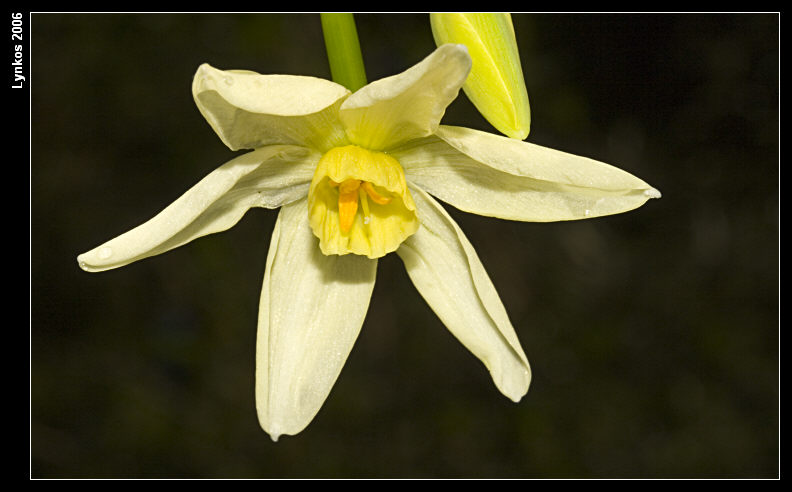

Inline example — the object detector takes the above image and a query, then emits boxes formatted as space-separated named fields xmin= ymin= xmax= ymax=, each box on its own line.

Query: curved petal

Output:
xmin=256 ymin=199 xmax=377 ymax=441
xmin=339 ymin=44 xmax=471 ymax=151
xmin=395 ymin=126 xmax=661 ymax=222
xmin=396 ymin=187 xmax=531 ymax=401
xmin=193 ymin=64 xmax=350 ymax=152
xmin=77 ymin=146 xmax=319 ymax=272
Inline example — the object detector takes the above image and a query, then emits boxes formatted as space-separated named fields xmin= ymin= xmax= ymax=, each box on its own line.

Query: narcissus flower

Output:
xmin=77 ymin=44 xmax=660 ymax=441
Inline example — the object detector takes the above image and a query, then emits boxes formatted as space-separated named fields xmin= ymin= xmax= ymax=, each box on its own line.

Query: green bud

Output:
xmin=431 ymin=13 xmax=531 ymax=139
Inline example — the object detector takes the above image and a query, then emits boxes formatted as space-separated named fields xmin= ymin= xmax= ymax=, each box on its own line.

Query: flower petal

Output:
xmin=192 ymin=64 xmax=350 ymax=152
xmin=395 ymin=126 xmax=661 ymax=222
xmin=256 ymin=199 xmax=377 ymax=441
xmin=396 ymin=187 xmax=531 ymax=402
xmin=77 ymin=146 xmax=319 ymax=272
xmin=339 ymin=44 xmax=471 ymax=151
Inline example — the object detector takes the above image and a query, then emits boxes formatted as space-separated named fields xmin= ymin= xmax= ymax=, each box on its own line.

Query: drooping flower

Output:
xmin=77 ymin=44 xmax=660 ymax=441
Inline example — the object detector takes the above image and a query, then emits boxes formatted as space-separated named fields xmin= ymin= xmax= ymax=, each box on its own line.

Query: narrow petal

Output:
xmin=395 ymin=126 xmax=661 ymax=222
xmin=256 ymin=199 xmax=377 ymax=441
xmin=77 ymin=146 xmax=319 ymax=272
xmin=339 ymin=44 xmax=471 ymax=151
xmin=396 ymin=187 xmax=531 ymax=402
xmin=192 ymin=64 xmax=350 ymax=152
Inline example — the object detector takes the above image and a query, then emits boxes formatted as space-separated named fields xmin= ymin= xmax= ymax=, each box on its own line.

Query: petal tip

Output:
xmin=193 ymin=63 xmax=215 ymax=82
xmin=504 ymin=385 xmax=529 ymax=403
xmin=434 ymin=43 xmax=472 ymax=71
xmin=448 ymin=43 xmax=472 ymax=66
xmin=644 ymin=187 xmax=662 ymax=199
xmin=192 ymin=63 xmax=216 ymax=97
xmin=449 ymin=43 xmax=469 ymax=55
xmin=76 ymin=245 xmax=116 ymax=272
xmin=261 ymin=420 xmax=284 ymax=442
xmin=504 ymin=124 xmax=530 ymax=141
xmin=501 ymin=366 xmax=531 ymax=403
xmin=76 ymin=251 xmax=101 ymax=272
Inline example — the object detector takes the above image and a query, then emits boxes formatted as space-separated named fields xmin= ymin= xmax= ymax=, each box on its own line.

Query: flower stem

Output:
xmin=320 ymin=13 xmax=367 ymax=92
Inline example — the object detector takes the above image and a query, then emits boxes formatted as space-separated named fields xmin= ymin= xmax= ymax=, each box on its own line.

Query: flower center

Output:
xmin=329 ymin=178 xmax=392 ymax=233
xmin=308 ymin=145 xmax=419 ymax=259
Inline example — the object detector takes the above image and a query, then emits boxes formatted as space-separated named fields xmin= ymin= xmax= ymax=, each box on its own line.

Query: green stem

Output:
xmin=321 ymin=13 xmax=367 ymax=91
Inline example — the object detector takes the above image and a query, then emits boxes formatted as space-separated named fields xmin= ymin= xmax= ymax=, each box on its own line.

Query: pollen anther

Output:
xmin=337 ymin=179 xmax=361 ymax=233
xmin=362 ymin=182 xmax=391 ymax=205
xmin=333 ymin=179 xmax=393 ymax=233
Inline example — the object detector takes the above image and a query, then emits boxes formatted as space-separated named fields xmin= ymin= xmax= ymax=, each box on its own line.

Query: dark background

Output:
xmin=31 ymin=13 xmax=778 ymax=478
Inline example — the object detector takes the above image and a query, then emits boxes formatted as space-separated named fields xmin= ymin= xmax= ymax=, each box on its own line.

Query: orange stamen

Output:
xmin=337 ymin=179 xmax=361 ymax=233
xmin=362 ymin=182 xmax=391 ymax=205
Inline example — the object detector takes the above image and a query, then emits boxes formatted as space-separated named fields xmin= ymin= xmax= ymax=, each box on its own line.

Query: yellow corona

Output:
xmin=308 ymin=145 xmax=418 ymax=259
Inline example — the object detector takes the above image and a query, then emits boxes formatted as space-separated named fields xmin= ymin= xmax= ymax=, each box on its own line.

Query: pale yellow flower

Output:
xmin=77 ymin=45 xmax=660 ymax=441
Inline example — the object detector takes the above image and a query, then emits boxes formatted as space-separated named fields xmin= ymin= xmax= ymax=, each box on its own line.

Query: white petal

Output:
xmin=257 ymin=199 xmax=377 ymax=441
xmin=339 ymin=44 xmax=471 ymax=151
xmin=193 ymin=64 xmax=350 ymax=152
xmin=395 ymin=126 xmax=660 ymax=222
xmin=396 ymin=187 xmax=530 ymax=401
xmin=77 ymin=146 xmax=318 ymax=272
